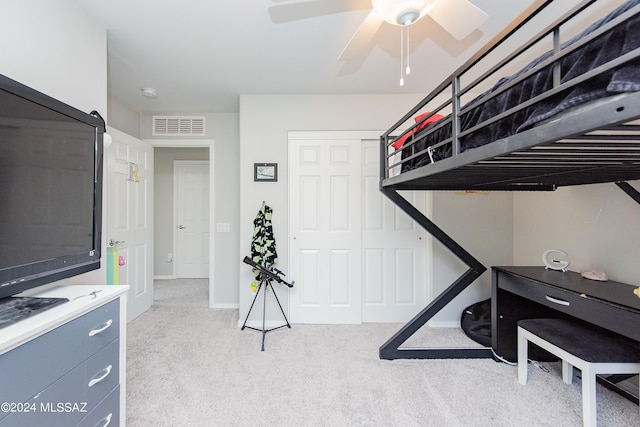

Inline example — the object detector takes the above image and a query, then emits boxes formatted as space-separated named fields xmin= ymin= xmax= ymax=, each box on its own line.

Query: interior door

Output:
xmin=361 ymin=140 xmax=428 ymax=322
xmin=174 ymin=161 xmax=210 ymax=278
xmin=289 ymin=138 xmax=362 ymax=324
xmin=106 ymin=127 xmax=154 ymax=322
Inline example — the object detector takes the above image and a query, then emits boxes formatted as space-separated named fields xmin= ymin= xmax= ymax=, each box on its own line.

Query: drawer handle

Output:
xmin=89 ymin=319 xmax=113 ymax=337
xmin=545 ymin=295 xmax=570 ymax=306
xmin=88 ymin=364 xmax=113 ymax=387
xmin=96 ymin=413 xmax=113 ymax=427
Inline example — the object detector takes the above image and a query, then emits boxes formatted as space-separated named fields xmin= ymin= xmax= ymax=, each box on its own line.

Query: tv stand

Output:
xmin=0 ymin=285 xmax=128 ymax=426
xmin=0 ymin=296 xmax=69 ymax=330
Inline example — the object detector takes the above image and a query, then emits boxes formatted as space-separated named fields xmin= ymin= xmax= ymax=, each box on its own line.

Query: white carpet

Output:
xmin=125 ymin=280 xmax=639 ymax=426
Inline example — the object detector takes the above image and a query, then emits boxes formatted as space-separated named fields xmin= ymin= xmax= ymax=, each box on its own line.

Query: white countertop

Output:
xmin=0 ymin=284 xmax=129 ymax=355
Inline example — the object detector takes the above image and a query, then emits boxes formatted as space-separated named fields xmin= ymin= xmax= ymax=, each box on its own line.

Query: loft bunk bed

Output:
xmin=378 ymin=0 xmax=640 ymax=360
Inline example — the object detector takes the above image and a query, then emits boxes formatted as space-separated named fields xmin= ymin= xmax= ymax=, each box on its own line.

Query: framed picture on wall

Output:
xmin=254 ymin=163 xmax=278 ymax=182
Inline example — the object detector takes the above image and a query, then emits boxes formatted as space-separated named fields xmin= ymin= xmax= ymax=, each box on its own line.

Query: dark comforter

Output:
xmin=400 ymin=0 xmax=640 ymax=172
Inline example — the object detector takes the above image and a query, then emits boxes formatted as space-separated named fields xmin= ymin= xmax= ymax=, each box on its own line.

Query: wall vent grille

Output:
xmin=153 ymin=116 xmax=205 ymax=136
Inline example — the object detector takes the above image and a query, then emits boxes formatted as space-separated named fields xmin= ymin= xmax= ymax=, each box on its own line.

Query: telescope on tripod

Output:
xmin=242 ymin=256 xmax=294 ymax=288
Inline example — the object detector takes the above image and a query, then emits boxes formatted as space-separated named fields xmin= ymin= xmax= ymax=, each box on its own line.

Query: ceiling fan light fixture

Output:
xmin=397 ymin=10 xmax=420 ymax=26
xmin=371 ymin=0 xmax=432 ymax=27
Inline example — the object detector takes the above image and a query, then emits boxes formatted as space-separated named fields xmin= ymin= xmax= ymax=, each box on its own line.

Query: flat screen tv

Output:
xmin=0 ymin=73 xmax=104 ymax=301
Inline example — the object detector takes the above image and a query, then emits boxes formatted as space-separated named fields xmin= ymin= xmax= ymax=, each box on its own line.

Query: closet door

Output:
xmin=289 ymin=138 xmax=362 ymax=324
xmin=289 ymin=134 xmax=428 ymax=324
xmin=361 ymin=140 xmax=428 ymax=322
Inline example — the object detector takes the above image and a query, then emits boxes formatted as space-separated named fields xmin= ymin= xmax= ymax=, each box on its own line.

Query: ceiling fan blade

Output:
xmin=338 ymin=9 xmax=384 ymax=61
xmin=427 ymin=0 xmax=488 ymax=40
xmin=268 ymin=0 xmax=371 ymax=24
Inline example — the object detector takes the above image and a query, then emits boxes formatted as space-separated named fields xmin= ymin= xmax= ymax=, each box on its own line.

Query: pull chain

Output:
xmin=399 ymin=24 xmax=412 ymax=86
xmin=406 ymin=24 xmax=411 ymax=76
xmin=400 ymin=26 xmax=405 ymax=86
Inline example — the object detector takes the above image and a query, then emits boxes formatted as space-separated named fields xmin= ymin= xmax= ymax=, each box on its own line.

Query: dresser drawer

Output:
xmin=0 ymin=315 xmax=85 ymax=411
xmin=85 ymin=339 xmax=119 ymax=411
xmin=3 ymin=363 xmax=87 ymax=427
xmin=77 ymin=385 xmax=120 ymax=427
xmin=85 ymin=299 xmax=119 ymax=358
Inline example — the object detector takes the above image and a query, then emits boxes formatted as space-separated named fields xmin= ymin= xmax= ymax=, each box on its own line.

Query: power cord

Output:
xmin=491 ymin=348 xmax=517 ymax=366
xmin=490 ymin=348 xmax=550 ymax=373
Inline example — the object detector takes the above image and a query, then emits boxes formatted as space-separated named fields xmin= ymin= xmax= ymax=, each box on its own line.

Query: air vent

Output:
xmin=153 ymin=116 xmax=205 ymax=136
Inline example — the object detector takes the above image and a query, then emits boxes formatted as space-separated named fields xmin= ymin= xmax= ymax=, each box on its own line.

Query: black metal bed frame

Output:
xmin=378 ymin=183 xmax=640 ymax=360
xmin=378 ymin=0 xmax=640 ymax=360
xmin=378 ymin=188 xmax=492 ymax=360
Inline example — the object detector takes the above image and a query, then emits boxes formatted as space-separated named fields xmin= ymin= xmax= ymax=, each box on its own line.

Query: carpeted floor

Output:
xmin=125 ymin=280 xmax=639 ymax=426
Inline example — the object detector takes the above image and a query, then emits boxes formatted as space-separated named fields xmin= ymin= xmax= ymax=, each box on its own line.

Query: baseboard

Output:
xmin=154 ymin=275 xmax=177 ymax=280
xmin=212 ymin=303 xmax=239 ymax=309
xmin=427 ymin=320 xmax=461 ymax=328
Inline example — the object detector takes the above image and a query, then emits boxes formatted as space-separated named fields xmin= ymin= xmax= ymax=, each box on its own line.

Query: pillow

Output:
xmin=391 ymin=112 xmax=444 ymax=149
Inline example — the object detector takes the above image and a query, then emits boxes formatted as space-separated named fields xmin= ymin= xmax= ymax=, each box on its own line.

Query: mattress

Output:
xmin=398 ymin=0 xmax=640 ymax=173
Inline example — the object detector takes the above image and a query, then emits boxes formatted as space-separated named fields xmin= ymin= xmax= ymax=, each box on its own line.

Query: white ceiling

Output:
xmin=73 ymin=0 xmax=538 ymax=114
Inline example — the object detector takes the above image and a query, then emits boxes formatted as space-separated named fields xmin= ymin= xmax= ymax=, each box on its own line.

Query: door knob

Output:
xmin=178 ymin=225 xmax=187 ymax=229
xmin=109 ymin=239 xmax=125 ymax=246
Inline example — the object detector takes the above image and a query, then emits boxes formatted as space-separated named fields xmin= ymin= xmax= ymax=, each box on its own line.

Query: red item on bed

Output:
xmin=391 ymin=112 xmax=444 ymax=149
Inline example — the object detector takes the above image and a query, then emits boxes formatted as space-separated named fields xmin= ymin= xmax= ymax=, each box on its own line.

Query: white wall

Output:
xmin=0 ymin=1 xmax=106 ymax=116
xmin=430 ymin=191 xmax=514 ymax=324
xmin=239 ymin=94 xmax=515 ymax=324
xmin=514 ymin=183 xmax=640 ymax=285
xmin=0 ymin=0 xmax=108 ymax=286
xmin=108 ymin=95 xmax=141 ymax=138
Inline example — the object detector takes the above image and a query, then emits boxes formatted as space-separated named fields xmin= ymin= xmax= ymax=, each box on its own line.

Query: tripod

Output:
xmin=241 ymin=257 xmax=293 ymax=351
xmin=241 ymin=276 xmax=290 ymax=351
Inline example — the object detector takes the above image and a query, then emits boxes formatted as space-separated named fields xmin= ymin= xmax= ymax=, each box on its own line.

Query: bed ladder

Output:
xmin=378 ymin=188 xmax=493 ymax=360
xmin=379 ymin=181 xmax=640 ymax=360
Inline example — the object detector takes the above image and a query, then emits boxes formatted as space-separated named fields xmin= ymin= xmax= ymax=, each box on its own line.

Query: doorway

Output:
xmin=150 ymin=142 xmax=215 ymax=306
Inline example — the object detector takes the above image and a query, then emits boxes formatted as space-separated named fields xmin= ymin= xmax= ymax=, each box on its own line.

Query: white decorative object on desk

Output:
xmin=581 ymin=270 xmax=608 ymax=281
xmin=542 ymin=249 xmax=570 ymax=272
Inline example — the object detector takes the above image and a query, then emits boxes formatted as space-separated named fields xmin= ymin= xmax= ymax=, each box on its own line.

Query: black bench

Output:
xmin=517 ymin=318 xmax=640 ymax=427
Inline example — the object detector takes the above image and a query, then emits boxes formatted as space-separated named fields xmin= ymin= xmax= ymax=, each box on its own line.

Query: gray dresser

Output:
xmin=0 ymin=286 xmax=128 ymax=427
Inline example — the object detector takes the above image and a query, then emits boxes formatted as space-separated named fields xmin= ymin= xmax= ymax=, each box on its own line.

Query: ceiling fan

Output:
xmin=269 ymin=0 xmax=489 ymax=61
xmin=338 ymin=0 xmax=488 ymax=60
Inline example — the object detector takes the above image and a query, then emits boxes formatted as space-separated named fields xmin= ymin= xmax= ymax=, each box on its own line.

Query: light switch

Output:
xmin=216 ymin=222 xmax=231 ymax=233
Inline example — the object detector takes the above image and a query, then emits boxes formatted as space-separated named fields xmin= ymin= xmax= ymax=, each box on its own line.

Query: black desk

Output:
xmin=492 ymin=266 xmax=640 ymax=402
xmin=492 ymin=266 xmax=640 ymax=361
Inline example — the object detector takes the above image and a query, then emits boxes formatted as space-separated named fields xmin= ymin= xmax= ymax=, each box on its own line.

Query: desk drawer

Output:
xmin=499 ymin=272 xmax=580 ymax=310
xmin=498 ymin=270 xmax=640 ymax=341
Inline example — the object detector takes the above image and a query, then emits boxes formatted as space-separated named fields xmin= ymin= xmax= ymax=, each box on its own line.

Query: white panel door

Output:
xmin=175 ymin=161 xmax=210 ymax=278
xmin=289 ymin=134 xmax=428 ymax=324
xmin=106 ymin=127 xmax=154 ymax=322
xmin=361 ymin=140 xmax=427 ymax=322
xmin=289 ymin=139 xmax=362 ymax=324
